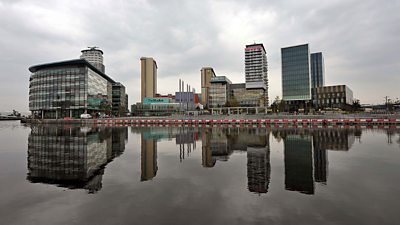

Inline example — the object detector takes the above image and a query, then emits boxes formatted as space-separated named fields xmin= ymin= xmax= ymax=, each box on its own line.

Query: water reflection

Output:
xmin=27 ymin=125 xmax=366 ymax=196
xmin=200 ymin=128 xmax=271 ymax=194
xmin=27 ymin=125 xmax=128 ymax=193
xmin=140 ymin=133 xmax=158 ymax=181
xmin=273 ymin=128 xmax=362 ymax=194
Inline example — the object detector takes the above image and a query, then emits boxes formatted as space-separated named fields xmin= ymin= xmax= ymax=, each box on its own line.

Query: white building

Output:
xmin=245 ymin=43 xmax=268 ymax=105
xmin=80 ymin=47 xmax=105 ymax=73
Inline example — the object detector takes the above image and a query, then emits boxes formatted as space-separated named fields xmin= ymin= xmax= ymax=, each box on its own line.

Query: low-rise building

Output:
xmin=209 ymin=76 xmax=232 ymax=108
xmin=314 ymin=85 xmax=353 ymax=109
xmin=229 ymin=83 xmax=266 ymax=107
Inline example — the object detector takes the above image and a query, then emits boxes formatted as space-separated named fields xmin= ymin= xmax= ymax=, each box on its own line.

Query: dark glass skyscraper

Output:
xmin=281 ymin=44 xmax=311 ymax=101
xmin=311 ymin=52 xmax=325 ymax=105
xmin=311 ymin=52 xmax=325 ymax=88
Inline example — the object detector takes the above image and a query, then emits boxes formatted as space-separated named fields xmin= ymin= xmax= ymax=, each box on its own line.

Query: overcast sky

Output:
xmin=0 ymin=0 xmax=399 ymax=112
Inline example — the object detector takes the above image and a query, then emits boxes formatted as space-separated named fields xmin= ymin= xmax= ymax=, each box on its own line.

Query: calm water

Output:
xmin=0 ymin=121 xmax=400 ymax=225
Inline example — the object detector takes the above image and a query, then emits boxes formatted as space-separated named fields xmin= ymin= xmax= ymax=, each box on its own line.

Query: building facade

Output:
xmin=112 ymin=82 xmax=127 ymax=116
xmin=131 ymin=97 xmax=180 ymax=116
xmin=141 ymin=57 xmax=157 ymax=102
xmin=311 ymin=52 xmax=325 ymax=88
xmin=209 ymin=76 xmax=232 ymax=108
xmin=229 ymin=83 xmax=266 ymax=107
xmin=245 ymin=43 xmax=268 ymax=105
xmin=315 ymin=85 xmax=353 ymax=109
xmin=80 ymin=47 xmax=105 ymax=73
xmin=311 ymin=52 xmax=325 ymax=105
xmin=29 ymin=59 xmax=116 ymax=119
xmin=281 ymin=44 xmax=311 ymax=101
xmin=200 ymin=67 xmax=216 ymax=108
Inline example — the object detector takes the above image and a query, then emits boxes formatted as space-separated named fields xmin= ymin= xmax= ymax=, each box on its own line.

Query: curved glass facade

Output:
xmin=29 ymin=60 xmax=113 ymax=119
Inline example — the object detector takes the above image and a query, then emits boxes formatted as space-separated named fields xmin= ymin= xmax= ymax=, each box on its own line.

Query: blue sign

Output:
xmin=143 ymin=98 xmax=170 ymax=105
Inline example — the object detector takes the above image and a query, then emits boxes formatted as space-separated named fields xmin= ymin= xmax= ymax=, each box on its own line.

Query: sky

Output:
xmin=0 ymin=0 xmax=399 ymax=112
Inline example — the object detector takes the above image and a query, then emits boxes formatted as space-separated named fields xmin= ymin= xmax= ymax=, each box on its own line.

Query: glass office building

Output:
xmin=209 ymin=76 xmax=232 ymax=108
xmin=281 ymin=44 xmax=311 ymax=101
xmin=311 ymin=52 xmax=325 ymax=105
xmin=311 ymin=52 xmax=324 ymax=88
xmin=229 ymin=83 xmax=266 ymax=107
xmin=29 ymin=59 xmax=115 ymax=119
xmin=112 ymin=82 xmax=127 ymax=116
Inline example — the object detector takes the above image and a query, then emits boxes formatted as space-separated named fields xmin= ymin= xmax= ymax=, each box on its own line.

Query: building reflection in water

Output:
xmin=284 ymin=135 xmax=315 ymax=195
xmin=136 ymin=126 xmax=199 ymax=181
xmin=176 ymin=127 xmax=198 ymax=162
xmin=27 ymin=125 xmax=128 ymax=193
xmin=140 ymin=134 xmax=158 ymax=181
xmin=28 ymin=125 xmax=363 ymax=194
xmin=201 ymin=127 xmax=271 ymax=194
xmin=273 ymin=128 xmax=361 ymax=195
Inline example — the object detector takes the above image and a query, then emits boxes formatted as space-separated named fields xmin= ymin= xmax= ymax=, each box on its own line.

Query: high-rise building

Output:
xmin=140 ymin=57 xmax=157 ymax=102
xmin=311 ymin=52 xmax=325 ymax=88
xmin=80 ymin=47 xmax=105 ymax=73
xmin=311 ymin=52 xmax=325 ymax=105
xmin=281 ymin=44 xmax=311 ymax=101
xmin=200 ymin=67 xmax=216 ymax=108
xmin=245 ymin=43 xmax=268 ymax=105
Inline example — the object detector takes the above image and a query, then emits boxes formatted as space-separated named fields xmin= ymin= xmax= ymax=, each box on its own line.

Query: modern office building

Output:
xmin=131 ymin=98 xmax=180 ymax=116
xmin=209 ymin=76 xmax=232 ymax=108
xmin=281 ymin=44 xmax=312 ymax=104
xmin=315 ymin=85 xmax=353 ymax=109
xmin=311 ymin=52 xmax=325 ymax=105
xmin=29 ymin=59 xmax=116 ymax=119
xmin=125 ymin=94 xmax=129 ymax=114
xmin=112 ymin=82 xmax=127 ymax=116
xmin=80 ymin=47 xmax=105 ymax=73
xmin=141 ymin=57 xmax=157 ymax=102
xmin=311 ymin=52 xmax=325 ymax=88
xmin=245 ymin=43 xmax=268 ymax=105
xmin=229 ymin=83 xmax=267 ymax=107
xmin=200 ymin=67 xmax=216 ymax=108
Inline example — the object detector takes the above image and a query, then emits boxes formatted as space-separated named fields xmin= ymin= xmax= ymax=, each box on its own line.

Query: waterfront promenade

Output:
xmin=25 ymin=113 xmax=400 ymax=126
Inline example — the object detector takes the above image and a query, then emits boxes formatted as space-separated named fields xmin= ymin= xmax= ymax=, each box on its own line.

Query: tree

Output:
xmin=270 ymin=96 xmax=286 ymax=113
xmin=271 ymin=96 xmax=280 ymax=113
xmin=351 ymin=99 xmax=362 ymax=112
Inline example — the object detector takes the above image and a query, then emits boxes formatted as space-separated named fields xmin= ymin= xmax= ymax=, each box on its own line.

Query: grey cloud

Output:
xmin=0 ymin=0 xmax=399 ymax=111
